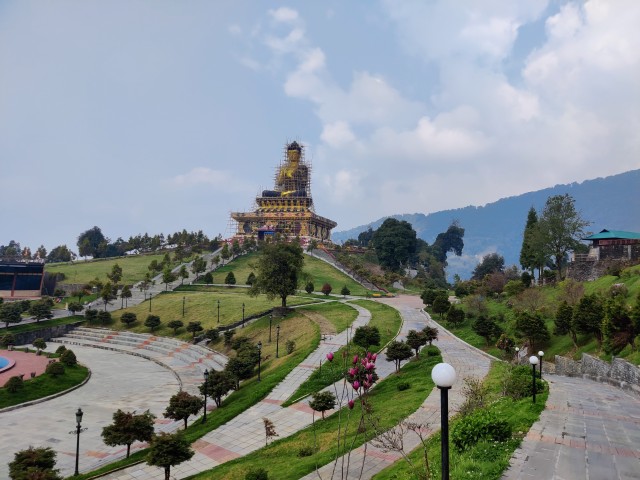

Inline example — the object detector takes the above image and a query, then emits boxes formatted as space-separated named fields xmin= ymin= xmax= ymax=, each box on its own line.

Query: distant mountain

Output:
xmin=332 ymin=169 xmax=640 ymax=280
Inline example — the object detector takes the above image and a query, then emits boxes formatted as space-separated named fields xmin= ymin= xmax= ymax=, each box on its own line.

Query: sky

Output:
xmin=1 ymin=0 xmax=639 ymax=255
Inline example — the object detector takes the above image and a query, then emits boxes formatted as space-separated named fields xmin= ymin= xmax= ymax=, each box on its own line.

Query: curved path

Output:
xmin=0 ymin=344 xmax=180 ymax=479
xmin=502 ymin=374 xmax=640 ymax=480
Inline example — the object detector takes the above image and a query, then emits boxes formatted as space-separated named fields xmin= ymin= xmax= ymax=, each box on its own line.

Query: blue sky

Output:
xmin=1 ymin=1 xmax=638 ymax=254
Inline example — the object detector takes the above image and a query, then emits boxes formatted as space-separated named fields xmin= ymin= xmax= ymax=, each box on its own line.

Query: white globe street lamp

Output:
xmin=432 ymin=363 xmax=457 ymax=479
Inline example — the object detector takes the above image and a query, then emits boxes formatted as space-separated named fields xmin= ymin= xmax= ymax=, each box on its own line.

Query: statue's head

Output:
xmin=287 ymin=141 xmax=302 ymax=162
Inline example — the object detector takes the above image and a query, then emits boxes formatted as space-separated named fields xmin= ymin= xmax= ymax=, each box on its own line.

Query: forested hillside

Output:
xmin=333 ymin=169 xmax=640 ymax=280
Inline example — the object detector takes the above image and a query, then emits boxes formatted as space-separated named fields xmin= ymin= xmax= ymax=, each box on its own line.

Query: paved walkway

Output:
xmin=0 ymin=344 xmax=181 ymax=479
xmin=502 ymin=375 xmax=640 ymax=480
xmin=302 ymin=295 xmax=493 ymax=479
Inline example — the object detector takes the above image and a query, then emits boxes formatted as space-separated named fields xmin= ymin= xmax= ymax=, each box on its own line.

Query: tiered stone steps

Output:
xmin=52 ymin=327 xmax=227 ymax=394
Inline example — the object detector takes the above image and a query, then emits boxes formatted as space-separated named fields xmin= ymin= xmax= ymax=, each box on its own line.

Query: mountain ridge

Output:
xmin=332 ymin=169 xmax=640 ymax=280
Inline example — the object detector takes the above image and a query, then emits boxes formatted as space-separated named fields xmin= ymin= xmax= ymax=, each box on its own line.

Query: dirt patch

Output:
xmin=300 ymin=311 xmax=336 ymax=336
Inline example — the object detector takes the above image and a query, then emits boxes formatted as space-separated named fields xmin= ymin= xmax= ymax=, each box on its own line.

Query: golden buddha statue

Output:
xmin=262 ymin=141 xmax=309 ymax=197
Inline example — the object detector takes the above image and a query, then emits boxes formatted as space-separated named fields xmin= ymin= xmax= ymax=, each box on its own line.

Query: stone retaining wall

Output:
xmin=9 ymin=321 xmax=85 ymax=346
xmin=554 ymin=353 xmax=640 ymax=397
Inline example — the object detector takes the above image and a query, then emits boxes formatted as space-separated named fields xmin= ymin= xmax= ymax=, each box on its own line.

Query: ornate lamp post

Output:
xmin=217 ymin=299 xmax=220 ymax=324
xmin=257 ymin=341 xmax=262 ymax=381
xmin=69 ymin=407 xmax=87 ymax=476
xmin=148 ymin=293 xmax=152 ymax=312
xmin=182 ymin=296 xmax=186 ymax=317
xmin=276 ymin=324 xmax=280 ymax=358
xmin=242 ymin=302 xmax=245 ymax=327
xmin=529 ymin=356 xmax=539 ymax=403
xmin=432 ymin=363 xmax=457 ymax=480
xmin=202 ymin=369 xmax=209 ymax=423
xmin=269 ymin=314 xmax=273 ymax=343
xmin=538 ymin=351 xmax=544 ymax=380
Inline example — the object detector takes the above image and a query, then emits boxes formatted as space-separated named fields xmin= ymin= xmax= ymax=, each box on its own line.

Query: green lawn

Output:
xmin=0 ymin=363 xmax=89 ymax=409
xmin=106 ymin=290 xmax=318 ymax=340
xmin=45 ymin=253 xmax=175 ymax=286
xmin=298 ymin=301 xmax=359 ymax=333
xmin=373 ymin=361 xmax=548 ymax=480
xmin=283 ymin=299 xmax=402 ymax=406
xmin=186 ymin=352 xmax=442 ymax=480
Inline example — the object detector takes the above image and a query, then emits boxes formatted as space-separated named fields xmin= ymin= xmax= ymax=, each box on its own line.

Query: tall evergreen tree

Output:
xmin=520 ymin=207 xmax=540 ymax=277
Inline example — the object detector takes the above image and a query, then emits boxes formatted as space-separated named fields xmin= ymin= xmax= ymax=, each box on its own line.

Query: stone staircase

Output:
xmin=51 ymin=327 xmax=228 ymax=394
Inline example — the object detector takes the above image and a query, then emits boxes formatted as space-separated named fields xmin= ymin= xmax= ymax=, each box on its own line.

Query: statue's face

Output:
xmin=287 ymin=149 xmax=301 ymax=163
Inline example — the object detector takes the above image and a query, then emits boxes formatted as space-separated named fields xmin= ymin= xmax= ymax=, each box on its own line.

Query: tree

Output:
xmin=77 ymin=226 xmax=107 ymax=258
xmin=201 ymin=369 xmax=235 ymax=407
xmin=178 ymin=265 xmax=189 ymax=285
xmin=406 ymin=330 xmax=427 ymax=357
xmin=84 ymin=308 xmax=98 ymax=324
xmin=98 ymin=310 xmax=112 ymax=325
xmin=538 ymin=194 xmax=591 ymax=279
xmin=60 ymin=349 xmax=77 ymax=366
xmin=574 ymin=293 xmax=604 ymax=348
xmin=602 ymin=296 xmax=635 ymax=354
xmin=263 ymin=417 xmax=279 ymax=446
xmin=146 ymin=432 xmax=194 ymax=480
xmin=340 ymin=285 xmax=351 ymax=297
xmin=32 ymin=338 xmax=47 ymax=354
xmin=224 ymin=347 xmax=258 ymax=389
xmin=246 ymin=272 xmax=256 ymax=286
xmin=167 ymin=319 xmax=184 ymax=334
xmin=472 ymin=316 xmax=502 ymax=346
xmin=472 ymin=253 xmax=505 ymax=281
xmin=231 ymin=239 xmax=241 ymax=258
xmin=107 ymin=263 xmax=123 ymax=285
xmin=309 ymin=391 xmax=336 ymax=419
xmin=121 ymin=312 xmax=137 ymax=328
xmin=203 ymin=272 xmax=213 ymax=284
xmin=1 ymin=302 xmax=22 ymax=329
xmin=386 ymin=341 xmax=413 ymax=372
xmin=5 ymin=375 xmax=24 ymax=393
xmin=67 ymin=301 xmax=84 ymax=316
xmin=162 ymin=266 xmax=176 ymax=291
xmin=554 ymin=301 xmax=577 ymax=348
xmin=46 ymin=362 xmax=65 ymax=377
xmin=520 ymin=207 xmax=545 ymax=278
xmin=46 ymin=245 xmax=75 ymax=263
xmin=186 ymin=321 xmax=203 ymax=339
xmin=422 ymin=326 xmax=438 ymax=345
xmin=120 ymin=285 xmax=132 ymax=308
xmin=9 ymin=446 xmax=61 ymax=480
xmin=225 ymin=271 xmax=236 ymax=286
xmin=100 ymin=282 xmax=117 ymax=311
xmin=446 ymin=305 xmax=465 ymax=326
xmin=305 ymin=282 xmax=314 ymax=294
xmin=220 ymin=243 xmax=230 ymax=264
xmin=248 ymin=241 xmax=305 ymax=308
xmin=102 ymin=409 xmax=156 ymax=458
xmin=352 ymin=326 xmax=381 ymax=349
xmin=371 ymin=218 xmax=417 ymax=271
xmin=144 ymin=315 xmax=161 ymax=332
xmin=29 ymin=301 xmax=53 ymax=323
xmin=321 ymin=283 xmax=332 ymax=296
xmin=190 ymin=255 xmax=206 ymax=280
xmin=164 ymin=391 xmax=203 ymax=429
xmin=514 ymin=311 xmax=550 ymax=353
xmin=432 ymin=294 xmax=450 ymax=318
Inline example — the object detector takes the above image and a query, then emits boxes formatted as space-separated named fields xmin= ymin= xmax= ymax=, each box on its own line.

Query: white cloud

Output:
xmin=269 ymin=7 xmax=299 ymax=24
xmin=320 ymin=121 xmax=356 ymax=148
xmin=168 ymin=168 xmax=238 ymax=189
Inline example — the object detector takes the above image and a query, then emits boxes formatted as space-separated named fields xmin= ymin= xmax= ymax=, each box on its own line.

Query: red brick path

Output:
xmin=0 ymin=350 xmax=50 ymax=387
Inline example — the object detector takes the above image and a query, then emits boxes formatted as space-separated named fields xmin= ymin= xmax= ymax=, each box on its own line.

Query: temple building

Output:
xmin=230 ymin=141 xmax=337 ymax=243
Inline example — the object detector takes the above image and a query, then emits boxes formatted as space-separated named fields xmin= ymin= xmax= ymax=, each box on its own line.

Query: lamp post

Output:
xmin=257 ymin=341 xmax=262 ymax=381
xmin=538 ymin=351 xmax=544 ymax=380
xmin=432 ymin=363 xmax=457 ymax=480
xmin=217 ymin=299 xmax=220 ymax=324
xmin=202 ymin=369 xmax=209 ymax=423
xmin=514 ymin=346 xmax=520 ymax=363
xmin=182 ymin=296 xmax=186 ymax=318
xmin=68 ymin=407 xmax=87 ymax=476
xmin=242 ymin=302 xmax=245 ymax=327
xmin=276 ymin=324 xmax=280 ymax=358
xmin=529 ymin=356 xmax=539 ymax=403
xmin=269 ymin=314 xmax=273 ymax=343
xmin=149 ymin=293 xmax=152 ymax=312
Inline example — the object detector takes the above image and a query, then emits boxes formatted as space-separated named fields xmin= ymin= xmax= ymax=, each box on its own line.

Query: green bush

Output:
xmin=55 ymin=345 xmax=67 ymax=354
xmin=503 ymin=366 xmax=545 ymax=400
xmin=424 ymin=345 xmax=440 ymax=357
xmin=60 ymin=349 xmax=78 ymax=366
xmin=46 ymin=361 xmax=65 ymax=377
xmin=285 ymin=340 xmax=296 ymax=354
xmin=297 ymin=446 xmax=315 ymax=457
xmin=396 ymin=382 xmax=411 ymax=391
xmin=245 ymin=467 xmax=268 ymax=480
xmin=5 ymin=376 xmax=24 ymax=393
xmin=451 ymin=408 xmax=512 ymax=452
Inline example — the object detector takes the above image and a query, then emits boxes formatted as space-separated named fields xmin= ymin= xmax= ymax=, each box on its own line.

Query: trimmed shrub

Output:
xmin=503 ymin=366 xmax=545 ymax=400
xmin=60 ymin=349 xmax=78 ymax=366
xmin=424 ymin=345 xmax=440 ymax=357
xmin=55 ymin=345 xmax=67 ymax=354
xmin=451 ymin=408 xmax=512 ymax=452
xmin=285 ymin=340 xmax=296 ymax=354
xmin=396 ymin=382 xmax=411 ymax=391
xmin=297 ymin=446 xmax=315 ymax=457
xmin=46 ymin=361 xmax=65 ymax=377
xmin=245 ymin=468 xmax=268 ymax=480
xmin=5 ymin=375 xmax=24 ymax=393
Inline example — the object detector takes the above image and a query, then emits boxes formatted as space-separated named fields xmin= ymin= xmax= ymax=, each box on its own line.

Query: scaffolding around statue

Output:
xmin=230 ymin=141 xmax=337 ymax=243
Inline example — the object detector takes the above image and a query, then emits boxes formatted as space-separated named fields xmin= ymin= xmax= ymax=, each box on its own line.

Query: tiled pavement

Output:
xmin=501 ymin=375 xmax=640 ymax=480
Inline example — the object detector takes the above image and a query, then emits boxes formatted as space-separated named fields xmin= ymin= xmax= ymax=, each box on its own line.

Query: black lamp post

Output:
xmin=69 ymin=407 xmax=87 ymax=476
xmin=269 ymin=314 xmax=273 ymax=343
xmin=182 ymin=296 xmax=186 ymax=317
xmin=514 ymin=346 xmax=520 ymax=363
xmin=538 ymin=350 xmax=544 ymax=380
xmin=529 ymin=356 xmax=539 ymax=403
xmin=202 ymin=369 xmax=209 ymax=423
xmin=242 ymin=302 xmax=245 ymax=327
xmin=217 ymin=299 xmax=220 ymax=324
xmin=149 ymin=293 xmax=152 ymax=312
xmin=432 ymin=363 xmax=457 ymax=480
xmin=276 ymin=324 xmax=280 ymax=358
xmin=257 ymin=341 xmax=262 ymax=381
